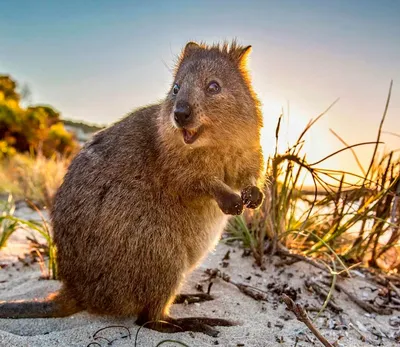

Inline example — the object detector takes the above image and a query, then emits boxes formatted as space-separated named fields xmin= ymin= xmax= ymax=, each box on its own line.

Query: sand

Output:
xmin=0 ymin=204 xmax=399 ymax=347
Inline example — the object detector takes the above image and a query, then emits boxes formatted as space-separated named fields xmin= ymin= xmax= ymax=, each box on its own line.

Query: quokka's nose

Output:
xmin=174 ymin=101 xmax=192 ymax=127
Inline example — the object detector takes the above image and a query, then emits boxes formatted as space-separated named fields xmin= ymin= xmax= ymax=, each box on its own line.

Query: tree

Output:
xmin=0 ymin=75 xmax=21 ymax=102
xmin=0 ymin=74 xmax=78 ymax=158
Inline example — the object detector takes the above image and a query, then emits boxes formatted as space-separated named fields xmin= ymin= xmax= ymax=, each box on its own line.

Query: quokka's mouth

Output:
xmin=182 ymin=126 xmax=204 ymax=145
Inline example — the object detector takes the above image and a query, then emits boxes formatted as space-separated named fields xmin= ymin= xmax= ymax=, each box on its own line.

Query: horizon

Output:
xmin=1 ymin=0 xmax=399 ymax=179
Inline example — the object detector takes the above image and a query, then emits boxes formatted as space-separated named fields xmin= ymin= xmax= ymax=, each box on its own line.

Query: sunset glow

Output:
xmin=1 ymin=1 xmax=399 ymax=174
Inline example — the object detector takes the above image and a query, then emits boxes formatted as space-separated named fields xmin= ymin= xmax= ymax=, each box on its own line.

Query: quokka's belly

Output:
xmin=183 ymin=204 xmax=229 ymax=270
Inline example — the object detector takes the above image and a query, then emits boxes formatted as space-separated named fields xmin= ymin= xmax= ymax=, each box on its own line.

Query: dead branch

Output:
xmin=305 ymin=279 xmax=343 ymax=313
xmin=205 ymin=268 xmax=269 ymax=301
xmin=348 ymin=322 xmax=384 ymax=347
xmin=332 ymin=281 xmax=392 ymax=315
xmin=276 ymin=248 xmax=328 ymax=272
xmin=282 ymin=294 xmax=334 ymax=347
xmin=378 ymin=274 xmax=400 ymax=299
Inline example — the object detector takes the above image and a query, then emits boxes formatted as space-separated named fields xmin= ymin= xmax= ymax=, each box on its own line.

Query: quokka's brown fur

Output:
xmin=0 ymin=41 xmax=265 ymax=335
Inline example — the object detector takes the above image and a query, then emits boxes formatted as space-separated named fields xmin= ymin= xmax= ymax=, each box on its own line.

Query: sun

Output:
xmin=259 ymin=100 xmax=341 ymax=188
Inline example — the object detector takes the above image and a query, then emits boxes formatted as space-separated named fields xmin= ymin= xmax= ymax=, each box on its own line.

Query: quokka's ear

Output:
xmin=230 ymin=45 xmax=252 ymax=65
xmin=182 ymin=41 xmax=201 ymax=58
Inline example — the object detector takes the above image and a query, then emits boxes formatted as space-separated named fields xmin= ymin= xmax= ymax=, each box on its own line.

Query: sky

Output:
xmin=1 ymin=0 xmax=399 ymax=177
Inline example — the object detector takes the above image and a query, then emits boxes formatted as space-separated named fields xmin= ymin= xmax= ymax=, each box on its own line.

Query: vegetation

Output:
xmin=0 ymin=75 xmax=78 ymax=159
xmin=0 ymin=194 xmax=57 ymax=279
xmin=0 ymin=74 xmax=102 ymax=206
xmin=228 ymin=81 xmax=400 ymax=272
xmin=0 ymin=194 xmax=18 ymax=250
xmin=0 ymin=74 xmax=92 ymax=279
xmin=0 ymin=151 xmax=69 ymax=207
xmin=0 ymin=76 xmax=398 ymax=287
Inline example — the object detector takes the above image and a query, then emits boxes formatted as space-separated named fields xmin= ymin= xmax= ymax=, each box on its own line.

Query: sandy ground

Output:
xmin=0 ymin=205 xmax=399 ymax=347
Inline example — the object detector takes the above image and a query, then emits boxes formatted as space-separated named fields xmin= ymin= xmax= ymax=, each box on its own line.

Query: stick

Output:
xmin=277 ymin=249 xmax=393 ymax=315
xmin=205 ymin=268 xmax=269 ymax=301
xmin=386 ymin=279 xmax=400 ymax=299
xmin=276 ymin=248 xmax=327 ymax=272
xmin=333 ymin=282 xmax=392 ymax=315
xmin=282 ymin=294 xmax=334 ymax=347
xmin=305 ymin=279 xmax=343 ymax=313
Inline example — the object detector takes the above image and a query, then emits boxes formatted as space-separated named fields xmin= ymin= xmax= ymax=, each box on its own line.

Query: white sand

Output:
xmin=0 ymin=206 xmax=398 ymax=346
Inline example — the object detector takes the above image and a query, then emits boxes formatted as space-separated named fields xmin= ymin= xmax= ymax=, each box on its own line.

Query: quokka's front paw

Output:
xmin=217 ymin=192 xmax=244 ymax=215
xmin=241 ymin=186 xmax=264 ymax=209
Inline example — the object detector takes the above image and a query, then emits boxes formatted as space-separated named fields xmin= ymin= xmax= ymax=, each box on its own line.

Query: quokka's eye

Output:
xmin=207 ymin=81 xmax=221 ymax=94
xmin=172 ymin=84 xmax=180 ymax=95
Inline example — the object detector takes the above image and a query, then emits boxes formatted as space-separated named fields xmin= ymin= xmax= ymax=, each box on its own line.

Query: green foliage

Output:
xmin=15 ymin=211 xmax=58 ymax=280
xmin=0 ymin=194 xmax=18 ymax=249
xmin=0 ymin=75 xmax=78 ymax=158
xmin=0 ymin=140 xmax=16 ymax=159
xmin=0 ymin=76 xmax=20 ymax=102
xmin=0 ymin=194 xmax=57 ymax=279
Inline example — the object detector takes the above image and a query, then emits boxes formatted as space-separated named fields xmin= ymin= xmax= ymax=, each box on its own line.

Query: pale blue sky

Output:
xmin=1 ymin=0 xmax=399 ymax=173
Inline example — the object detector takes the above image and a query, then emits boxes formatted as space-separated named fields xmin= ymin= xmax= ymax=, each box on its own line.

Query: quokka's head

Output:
xmin=159 ymin=41 xmax=263 ymax=149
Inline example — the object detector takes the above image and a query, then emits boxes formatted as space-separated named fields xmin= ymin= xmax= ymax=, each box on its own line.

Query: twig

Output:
xmin=281 ymin=294 xmax=334 ymax=347
xmin=277 ymin=248 xmax=327 ymax=272
xmin=207 ymin=282 xmax=213 ymax=295
xmin=348 ymin=322 xmax=367 ymax=343
xmin=305 ymin=279 xmax=343 ymax=313
xmin=329 ymin=129 xmax=366 ymax=176
xmin=348 ymin=322 xmax=383 ymax=346
xmin=388 ymin=281 xmax=400 ymax=299
xmin=205 ymin=268 xmax=269 ymax=301
xmin=93 ymin=325 xmax=131 ymax=340
xmin=85 ymin=325 xmax=131 ymax=347
xmin=310 ymin=142 xmax=382 ymax=166
xmin=333 ymin=282 xmax=392 ymax=315
xmin=376 ymin=272 xmax=400 ymax=299
xmin=156 ymin=341 xmax=190 ymax=347
xmin=278 ymin=249 xmax=393 ymax=315
xmin=364 ymin=80 xmax=393 ymax=184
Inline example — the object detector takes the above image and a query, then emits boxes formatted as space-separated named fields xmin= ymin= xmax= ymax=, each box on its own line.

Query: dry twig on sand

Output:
xmin=205 ymin=268 xmax=270 ymax=301
xmin=282 ymin=294 xmax=334 ymax=347
xmin=305 ymin=279 xmax=343 ymax=313
xmin=277 ymin=248 xmax=327 ymax=272
xmin=318 ymin=279 xmax=393 ymax=315
xmin=278 ymin=248 xmax=394 ymax=315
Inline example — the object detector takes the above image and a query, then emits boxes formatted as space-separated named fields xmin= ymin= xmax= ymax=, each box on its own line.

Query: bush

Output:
xmin=228 ymin=82 xmax=400 ymax=272
xmin=0 ymin=152 xmax=70 ymax=208
xmin=0 ymin=75 xmax=79 ymax=158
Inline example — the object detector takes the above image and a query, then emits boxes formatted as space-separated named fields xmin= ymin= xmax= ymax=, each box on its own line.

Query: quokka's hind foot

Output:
xmin=173 ymin=293 xmax=214 ymax=304
xmin=136 ymin=316 xmax=237 ymax=337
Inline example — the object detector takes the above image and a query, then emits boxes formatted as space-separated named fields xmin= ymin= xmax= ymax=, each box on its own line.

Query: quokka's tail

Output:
xmin=0 ymin=291 xmax=82 ymax=318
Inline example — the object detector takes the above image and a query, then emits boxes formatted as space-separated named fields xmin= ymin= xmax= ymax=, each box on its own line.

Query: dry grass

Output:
xmin=0 ymin=151 xmax=70 ymax=208
xmin=0 ymin=194 xmax=57 ymax=279
xmin=0 ymin=194 xmax=18 ymax=250
xmin=228 ymin=81 xmax=400 ymax=273
xmin=0 ymin=152 xmax=69 ymax=279
xmin=0 ymin=81 xmax=398 ymax=283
